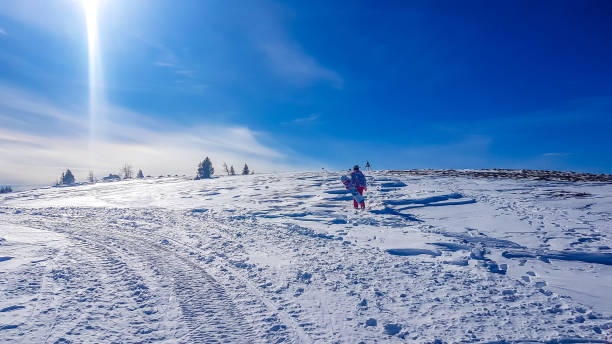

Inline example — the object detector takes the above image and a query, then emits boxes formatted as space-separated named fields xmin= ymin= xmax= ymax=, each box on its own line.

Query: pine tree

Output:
xmin=0 ymin=186 xmax=12 ymax=194
xmin=61 ymin=169 xmax=75 ymax=185
xmin=196 ymin=157 xmax=214 ymax=179
xmin=88 ymin=170 xmax=95 ymax=183
xmin=230 ymin=166 xmax=235 ymax=175
xmin=137 ymin=169 xmax=144 ymax=178
xmin=242 ymin=163 xmax=249 ymax=175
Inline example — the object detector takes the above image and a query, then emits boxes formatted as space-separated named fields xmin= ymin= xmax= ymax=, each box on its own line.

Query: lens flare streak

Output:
xmin=82 ymin=0 xmax=102 ymax=169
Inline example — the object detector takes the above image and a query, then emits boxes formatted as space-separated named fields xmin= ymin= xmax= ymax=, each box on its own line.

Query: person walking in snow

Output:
xmin=349 ymin=165 xmax=367 ymax=209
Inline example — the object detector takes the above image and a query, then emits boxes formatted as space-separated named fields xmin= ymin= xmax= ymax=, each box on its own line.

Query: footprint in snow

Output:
xmin=0 ymin=305 xmax=25 ymax=312
xmin=365 ymin=318 xmax=377 ymax=327
xmin=384 ymin=323 xmax=402 ymax=335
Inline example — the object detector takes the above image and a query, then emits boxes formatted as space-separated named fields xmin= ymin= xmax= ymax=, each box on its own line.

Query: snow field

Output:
xmin=1 ymin=171 xmax=611 ymax=342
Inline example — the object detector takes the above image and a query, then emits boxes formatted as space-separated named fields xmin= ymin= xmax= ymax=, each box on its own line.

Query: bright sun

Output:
xmin=81 ymin=0 xmax=99 ymax=49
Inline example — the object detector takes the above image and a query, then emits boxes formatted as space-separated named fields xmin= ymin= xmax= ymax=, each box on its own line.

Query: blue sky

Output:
xmin=1 ymin=0 xmax=611 ymax=185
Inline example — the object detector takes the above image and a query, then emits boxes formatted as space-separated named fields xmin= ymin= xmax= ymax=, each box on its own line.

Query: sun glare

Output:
xmin=81 ymin=0 xmax=102 ymax=170
xmin=82 ymin=0 xmax=98 ymax=53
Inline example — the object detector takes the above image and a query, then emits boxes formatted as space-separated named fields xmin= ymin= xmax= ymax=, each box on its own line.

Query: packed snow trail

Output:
xmin=1 ymin=171 xmax=611 ymax=342
xmin=0 ymin=212 xmax=296 ymax=343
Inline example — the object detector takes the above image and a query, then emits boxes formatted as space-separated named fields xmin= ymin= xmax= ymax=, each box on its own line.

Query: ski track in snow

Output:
xmin=1 ymin=171 xmax=611 ymax=343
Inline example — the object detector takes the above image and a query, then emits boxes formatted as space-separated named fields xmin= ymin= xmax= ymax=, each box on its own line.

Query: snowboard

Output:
xmin=341 ymin=175 xmax=364 ymax=203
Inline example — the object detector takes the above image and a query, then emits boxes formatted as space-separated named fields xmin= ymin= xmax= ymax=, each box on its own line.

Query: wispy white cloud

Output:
xmin=0 ymin=0 xmax=83 ymax=37
xmin=0 ymin=85 xmax=86 ymax=136
xmin=140 ymin=38 xmax=206 ymax=91
xmin=242 ymin=2 xmax=343 ymax=88
xmin=541 ymin=152 xmax=571 ymax=158
xmin=258 ymin=40 xmax=343 ymax=88
xmin=155 ymin=61 xmax=174 ymax=67
xmin=175 ymin=69 xmax=196 ymax=77
xmin=0 ymin=28 xmax=7 ymax=36
xmin=0 ymin=84 xmax=295 ymax=186
xmin=293 ymin=113 xmax=320 ymax=124
xmin=0 ymin=85 xmax=82 ymax=123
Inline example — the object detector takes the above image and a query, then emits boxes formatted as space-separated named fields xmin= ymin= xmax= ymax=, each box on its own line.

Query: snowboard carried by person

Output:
xmin=341 ymin=165 xmax=367 ymax=209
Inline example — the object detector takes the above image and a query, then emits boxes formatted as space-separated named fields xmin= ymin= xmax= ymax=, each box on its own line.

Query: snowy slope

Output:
xmin=1 ymin=171 xmax=611 ymax=343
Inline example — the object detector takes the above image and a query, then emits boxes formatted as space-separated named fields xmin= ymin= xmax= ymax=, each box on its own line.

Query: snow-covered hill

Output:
xmin=1 ymin=171 xmax=611 ymax=343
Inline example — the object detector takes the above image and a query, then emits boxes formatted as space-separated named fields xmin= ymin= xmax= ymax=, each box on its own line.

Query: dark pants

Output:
xmin=354 ymin=187 xmax=366 ymax=209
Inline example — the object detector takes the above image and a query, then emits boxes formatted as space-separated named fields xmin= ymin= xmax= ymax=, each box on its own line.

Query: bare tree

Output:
xmin=230 ymin=166 xmax=235 ymax=175
xmin=121 ymin=164 xmax=133 ymax=179
xmin=223 ymin=162 xmax=230 ymax=175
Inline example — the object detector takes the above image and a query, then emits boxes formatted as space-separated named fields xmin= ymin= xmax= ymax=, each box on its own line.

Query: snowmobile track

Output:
xmin=11 ymin=211 xmax=301 ymax=344
xmin=149 ymin=221 xmax=314 ymax=344
xmin=68 ymin=228 xmax=260 ymax=343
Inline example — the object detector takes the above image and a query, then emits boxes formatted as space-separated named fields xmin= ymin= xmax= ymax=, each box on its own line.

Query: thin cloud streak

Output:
xmin=155 ymin=61 xmax=174 ymax=67
xmin=541 ymin=152 xmax=571 ymax=158
xmin=293 ymin=113 xmax=320 ymax=124
xmin=0 ymin=85 xmax=86 ymax=132
xmin=258 ymin=41 xmax=343 ymax=88
xmin=175 ymin=69 xmax=196 ymax=77
xmin=240 ymin=1 xmax=343 ymax=88
xmin=0 ymin=0 xmax=83 ymax=37
xmin=138 ymin=37 xmax=205 ymax=91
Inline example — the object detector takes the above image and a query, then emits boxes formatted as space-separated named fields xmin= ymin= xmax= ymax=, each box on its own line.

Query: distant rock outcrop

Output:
xmin=389 ymin=169 xmax=612 ymax=183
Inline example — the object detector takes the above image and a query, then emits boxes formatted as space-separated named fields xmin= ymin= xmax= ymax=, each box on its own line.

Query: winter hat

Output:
xmin=353 ymin=165 xmax=360 ymax=170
